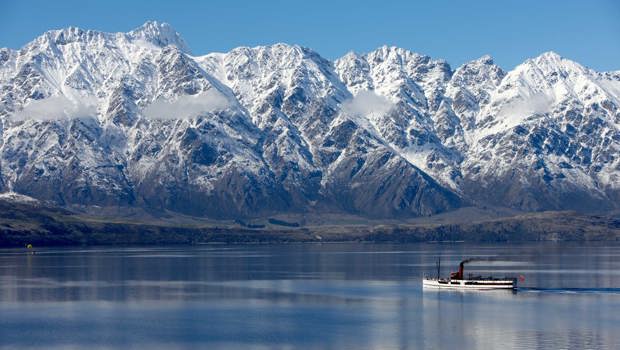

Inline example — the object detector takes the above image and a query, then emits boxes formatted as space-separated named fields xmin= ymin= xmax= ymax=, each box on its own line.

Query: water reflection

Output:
xmin=0 ymin=243 xmax=619 ymax=349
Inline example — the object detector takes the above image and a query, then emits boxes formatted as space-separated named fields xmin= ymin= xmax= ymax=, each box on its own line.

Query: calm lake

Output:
xmin=1 ymin=243 xmax=619 ymax=349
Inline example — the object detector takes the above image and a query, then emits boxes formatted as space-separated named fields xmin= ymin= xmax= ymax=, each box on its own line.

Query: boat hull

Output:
xmin=423 ymin=278 xmax=516 ymax=290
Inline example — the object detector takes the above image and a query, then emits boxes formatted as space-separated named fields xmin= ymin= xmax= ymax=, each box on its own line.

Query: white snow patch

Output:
xmin=142 ymin=90 xmax=230 ymax=120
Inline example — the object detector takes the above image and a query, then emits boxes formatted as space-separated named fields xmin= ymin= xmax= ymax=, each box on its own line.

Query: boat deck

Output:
xmin=423 ymin=278 xmax=516 ymax=290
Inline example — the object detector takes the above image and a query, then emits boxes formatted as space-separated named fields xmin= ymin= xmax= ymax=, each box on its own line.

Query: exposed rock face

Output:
xmin=1 ymin=22 xmax=618 ymax=218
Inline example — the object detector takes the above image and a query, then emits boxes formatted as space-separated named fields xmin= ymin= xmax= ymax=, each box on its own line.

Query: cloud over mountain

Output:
xmin=141 ymin=90 xmax=230 ymax=120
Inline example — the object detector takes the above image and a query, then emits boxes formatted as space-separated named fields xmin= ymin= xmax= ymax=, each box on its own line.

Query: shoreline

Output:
xmin=1 ymin=201 xmax=619 ymax=247
xmin=2 ymin=215 xmax=619 ymax=247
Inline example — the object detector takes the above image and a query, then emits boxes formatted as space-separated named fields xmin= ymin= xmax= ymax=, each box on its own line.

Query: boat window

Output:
xmin=451 ymin=281 xmax=460 ymax=284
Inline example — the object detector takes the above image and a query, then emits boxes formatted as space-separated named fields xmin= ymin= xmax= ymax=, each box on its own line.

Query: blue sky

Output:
xmin=1 ymin=0 xmax=619 ymax=71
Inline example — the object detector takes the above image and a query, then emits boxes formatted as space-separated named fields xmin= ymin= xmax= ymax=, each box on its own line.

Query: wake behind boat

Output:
xmin=423 ymin=258 xmax=520 ymax=290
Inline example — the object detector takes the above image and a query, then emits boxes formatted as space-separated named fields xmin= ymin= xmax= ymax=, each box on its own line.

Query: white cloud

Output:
xmin=11 ymin=95 xmax=98 ymax=121
xmin=342 ymin=90 xmax=394 ymax=117
xmin=496 ymin=92 xmax=553 ymax=121
xmin=142 ymin=90 xmax=230 ymax=120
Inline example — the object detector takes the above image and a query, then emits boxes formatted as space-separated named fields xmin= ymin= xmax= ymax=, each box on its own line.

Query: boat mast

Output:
xmin=436 ymin=258 xmax=441 ymax=279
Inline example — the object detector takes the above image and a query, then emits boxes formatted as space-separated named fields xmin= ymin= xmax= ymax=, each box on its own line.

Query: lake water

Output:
xmin=1 ymin=243 xmax=619 ymax=349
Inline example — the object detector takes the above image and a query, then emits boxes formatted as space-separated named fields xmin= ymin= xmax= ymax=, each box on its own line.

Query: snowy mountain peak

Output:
xmin=225 ymin=42 xmax=326 ymax=65
xmin=371 ymin=45 xmax=421 ymax=59
xmin=128 ymin=21 xmax=190 ymax=53
xmin=22 ymin=26 xmax=104 ymax=55
xmin=373 ymin=45 xmax=416 ymax=57
xmin=340 ymin=51 xmax=361 ymax=60
xmin=534 ymin=50 xmax=563 ymax=62
xmin=364 ymin=45 xmax=449 ymax=70
xmin=519 ymin=50 xmax=591 ymax=78
xmin=474 ymin=54 xmax=495 ymax=65
xmin=450 ymin=55 xmax=505 ymax=89
xmin=43 ymin=26 xmax=87 ymax=44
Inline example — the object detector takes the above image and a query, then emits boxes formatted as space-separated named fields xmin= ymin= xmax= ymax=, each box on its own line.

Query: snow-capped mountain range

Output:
xmin=0 ymin=21 xmax=618 ymax=218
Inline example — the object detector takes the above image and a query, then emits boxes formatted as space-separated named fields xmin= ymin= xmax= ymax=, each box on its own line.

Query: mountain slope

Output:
xmin=0 ymin=22 xmax=618 ymax=219
xmin=462 ymin=52 xmax=620 ymax=211
xmin=0 ymin=22 xmax=460 ymax=218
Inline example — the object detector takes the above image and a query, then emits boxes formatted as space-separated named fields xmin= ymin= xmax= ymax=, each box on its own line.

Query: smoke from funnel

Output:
xmin=452 ymin=257 xmax=497 ymax=280
xmin=460 ymin=257 xmax=497 ymax=265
